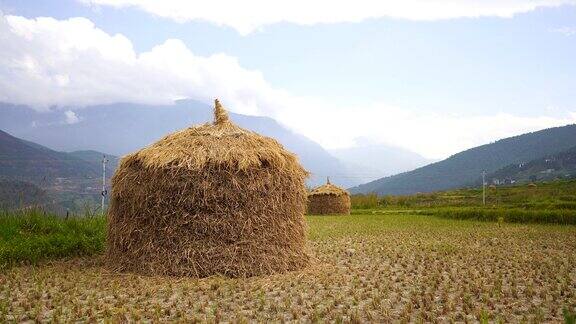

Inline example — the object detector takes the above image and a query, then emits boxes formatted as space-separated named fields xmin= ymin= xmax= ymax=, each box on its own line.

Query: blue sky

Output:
xmin=0 ymin=0 xmax=575 ymax=158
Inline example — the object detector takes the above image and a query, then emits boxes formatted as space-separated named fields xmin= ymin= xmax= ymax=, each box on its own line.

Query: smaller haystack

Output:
xmin=307 ymin=178 xmax=351 ymax=215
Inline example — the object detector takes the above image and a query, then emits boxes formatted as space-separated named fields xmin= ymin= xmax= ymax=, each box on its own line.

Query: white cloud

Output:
xmin=550 ymin=26 xmax=576 ymax=36
xmin=1 ymin=13 xmax=575 ymax=159
xmin=81 ymin=0 xmax=576 ymax=35
xmin=64 ymin=110 xmax=80 ymax=124
xmin=0 ymin=13 xmax=276 ymax=115
xmin=283 ymin=101 xmax=576 ymax=159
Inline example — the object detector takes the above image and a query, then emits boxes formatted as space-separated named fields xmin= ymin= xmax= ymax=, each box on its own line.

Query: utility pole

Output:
xmin=482 ymin=170 xmax=486 ymax=206
xmin=102 ymin=155 xmax=108 ymax=214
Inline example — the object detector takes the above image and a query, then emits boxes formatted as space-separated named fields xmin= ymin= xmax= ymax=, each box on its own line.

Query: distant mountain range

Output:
xmin=7 ymin=100 xmax=573 ymax=198
xmin=329 ymin=144 xmax=434 ymax=184
xmin=351 ymin=124 xmax=576 ymax=195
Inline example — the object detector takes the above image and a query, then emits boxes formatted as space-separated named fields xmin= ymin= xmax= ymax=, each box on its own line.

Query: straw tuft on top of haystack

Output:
xmin=107 ymin=99 xmax=309 ymax=278
xmin=307 ymin=177 xmax=351 ymax=215
xmin=309 ymin=177 xmax=349 ymax=196
xmin=130 ymin=99 xmax=302 ymax=173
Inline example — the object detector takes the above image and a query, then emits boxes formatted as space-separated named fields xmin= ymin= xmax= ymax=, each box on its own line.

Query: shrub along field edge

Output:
xmin=413 ymin=207 xmax=576 ymax=225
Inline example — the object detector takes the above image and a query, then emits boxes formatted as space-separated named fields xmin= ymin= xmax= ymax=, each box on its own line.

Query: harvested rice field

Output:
xmin=1 ymin=213 xmax=575 ymax=323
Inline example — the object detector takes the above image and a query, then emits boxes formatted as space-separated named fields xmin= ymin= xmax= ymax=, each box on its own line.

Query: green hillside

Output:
xmin=351 ymin=124 xmax=576 ymax=195
xmin=0 ymin=129 xmax=100 ymax=184
xmin=487 ymin=146 xmax=576 ymax=184
xmin=0 ymin=130 xmax=114 ymax=212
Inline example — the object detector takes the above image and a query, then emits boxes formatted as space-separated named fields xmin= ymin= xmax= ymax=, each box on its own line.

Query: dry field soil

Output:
xmin=1 ymin=213 xmax=575 ymax=322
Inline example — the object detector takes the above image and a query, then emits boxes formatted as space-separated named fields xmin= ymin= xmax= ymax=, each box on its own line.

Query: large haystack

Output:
xmin=107 ymin=99 xmax=309 ymax=277
xmin=307 ymin=178 xmax=351 ymax=215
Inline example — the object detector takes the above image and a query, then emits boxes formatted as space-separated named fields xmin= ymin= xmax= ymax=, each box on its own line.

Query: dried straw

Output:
xmin=106 ymin=99 xmax=309 ymax=277
xmin=307 ymin=178 xmax=351 ymax=215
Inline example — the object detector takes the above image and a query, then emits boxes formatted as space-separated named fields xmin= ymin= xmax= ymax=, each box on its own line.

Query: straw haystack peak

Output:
xmin=213 ymin=98 xmax=230 ymax=125
xmin=310 ymin=177 xmax=349 ymax=197
xmin=123 ymin=99 xmax=308 ymax=174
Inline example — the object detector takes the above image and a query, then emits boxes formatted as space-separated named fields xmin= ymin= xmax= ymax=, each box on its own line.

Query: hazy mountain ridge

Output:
xmin=351 ymin=124 xmax=576 ymax=195
xmin=329 ymin=144 xmax=434 ymax=183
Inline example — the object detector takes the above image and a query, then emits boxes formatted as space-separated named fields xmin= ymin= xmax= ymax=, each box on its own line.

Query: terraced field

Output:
xmin=1 ymin=213 xmax=575 ymax=322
